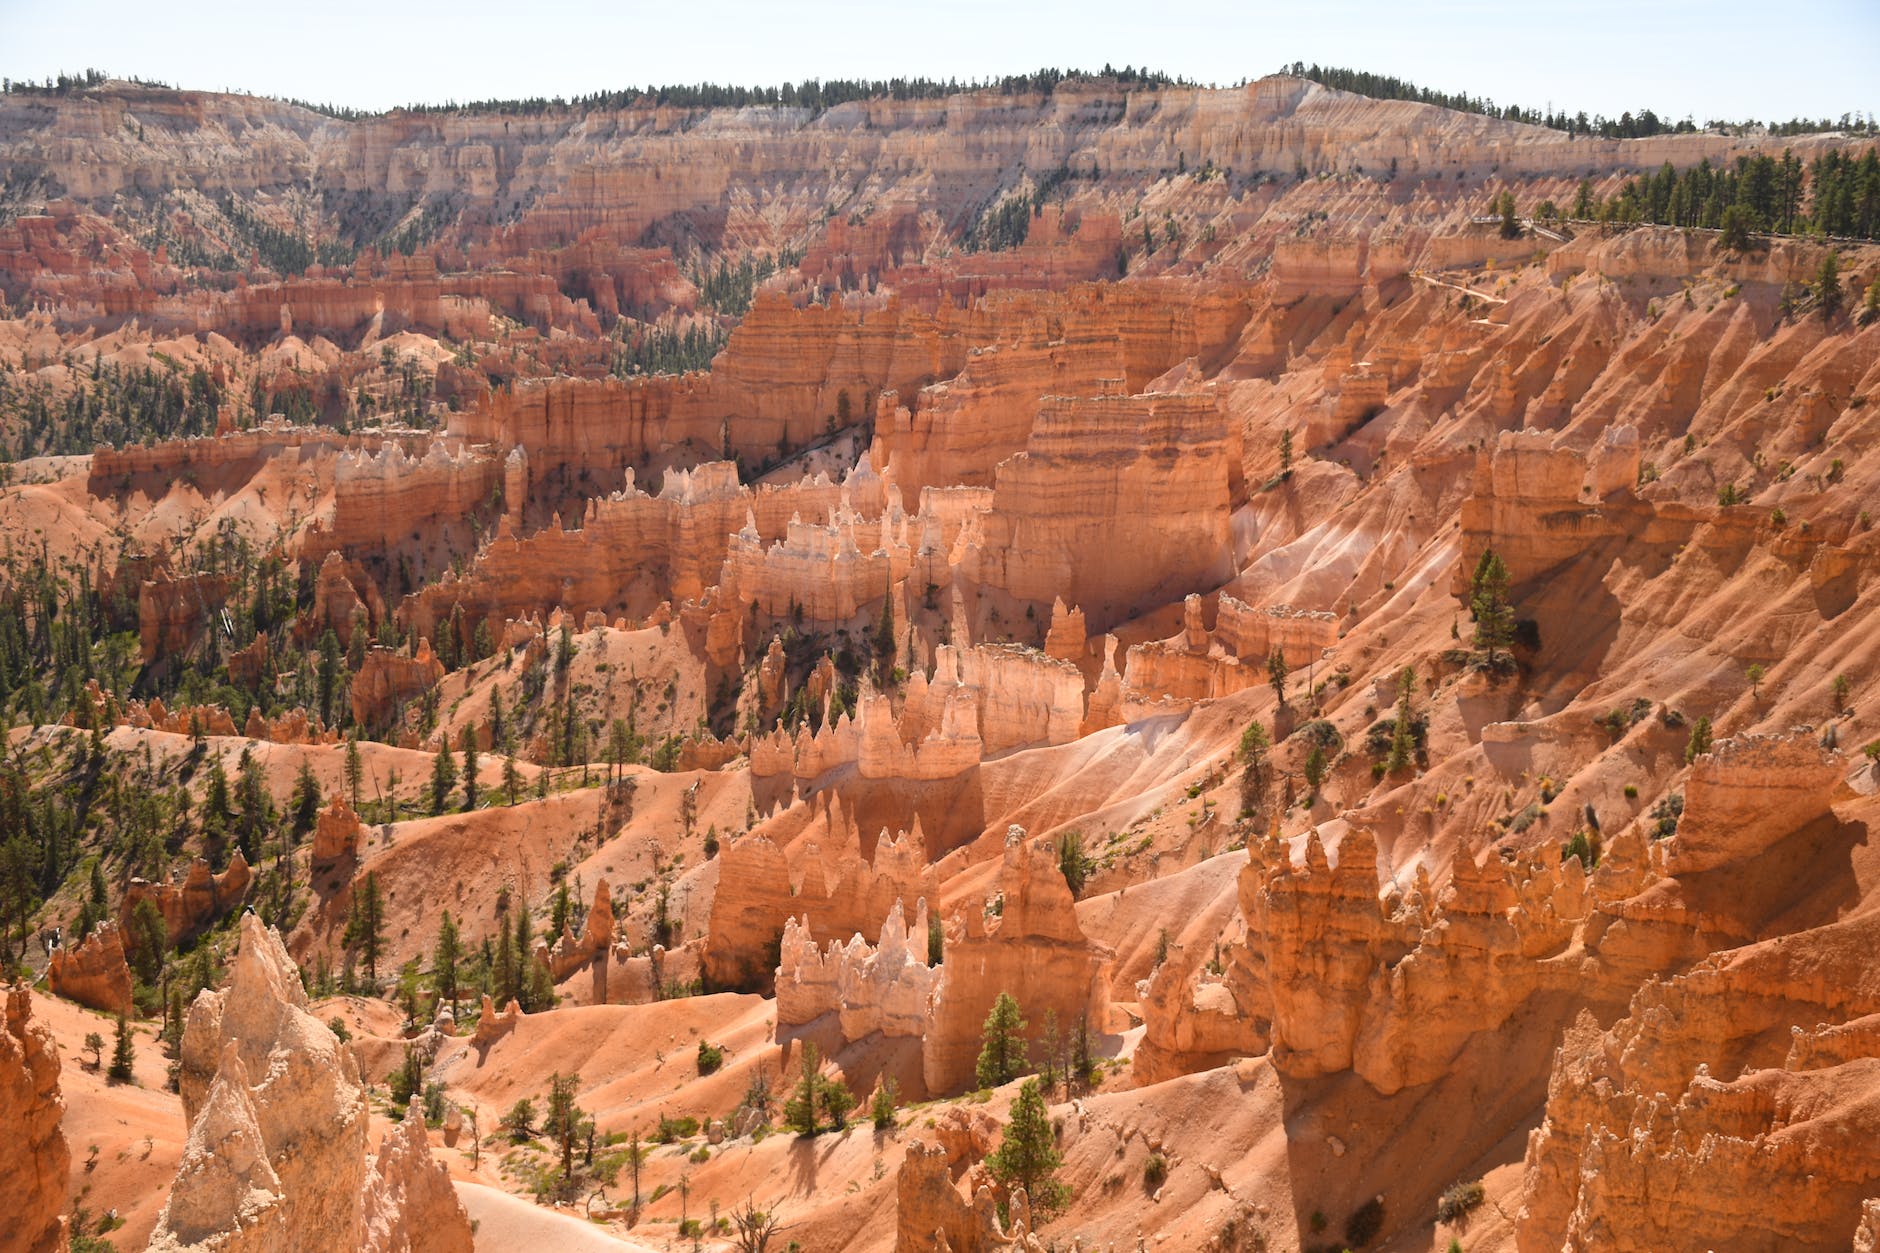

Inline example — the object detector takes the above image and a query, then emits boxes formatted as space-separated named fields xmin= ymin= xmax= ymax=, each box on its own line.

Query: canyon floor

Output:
xmin=2 ymin=69 xmax=1879 ymax=1253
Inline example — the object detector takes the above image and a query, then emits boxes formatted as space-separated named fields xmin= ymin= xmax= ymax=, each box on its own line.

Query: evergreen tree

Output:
xmin=124 ymin=896 xmax=167 ymax=985
xmin=107 ymin=1010 xmax=135 ymax=1083
xmin=344 ymin=735 xmax=363 ymax=810
xmin=1054 ymin=829 xmax=1092 ymax=897
xmin=1497 ymin=190 xmax=1521 ymax=239
xmin=1815 ymin=252 xmax=1844 ymax=318
xmin=819 ymin=1073 xmax=856 ymax=1129
xmin=233 ymin=748 xmax=272 ymax=866
xmin=784 ymin=1041 xmax=822 ymax=1135
xmin=344 ymin=871 xmax=386 ymax=984
xmin=985 ymin=1078 xmax=1066 ymax=1213
xmin=290 ymin=761 xmax=322 ymax=840
xmin=494 ymin=917 xmax=518 ymax=1006
xmin=489 ymin=688 xmax=506 ymax=749
xmin=433 ymin=910 xmax=461 ymax=1016
xmin=1719 ymin=203 xmax=1755 ymax=251
xmin=504 ymin=754 xmax=522 ymax=805
xmin=545 ymin=1072 xmax=585 ymax=1184
xmin=1469 ymin=549 xmax=1516 ymax=667
xmin=459 ymin=725 xmax=479 ymax=810
xmin=873 ymin=594 xmax=897 ymax=688
xmin=429 ymin=738 xmax=457 ymax=815
xmin=1266 ymin=650 xmax=1289 ymax=707
xmin=1572 ymin=178 xmax=1597 ymax=220
xmin=1303 ymin=743 xmax=1327 ymax=801
xmin=870 ymin=1076 xmax=899 ymax=1130
xmin=1685 ymin=715 xmax=1714 ymax=764
xmin=317 ymin=628 xmax=343 ymax=726
xmin=1238 ymin=719 xmax=1271 ymax=818
xmin=606 ymin=717 xmax=639 ymax=783
xmin=976 ymin=992 xmax=1028 ymax=1089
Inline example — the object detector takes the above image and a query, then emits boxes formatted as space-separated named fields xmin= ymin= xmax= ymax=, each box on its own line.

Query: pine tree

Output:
xmin=1267 ymin=650 xmax=1289 ymax=706
xmin=344 ymin=735 xmax=363 ymax=810
xmin=545 ymin=1071 xmax=584 ymax=1185
xmin=317 ymin=628 xmax=343 ymax=726
xmin=107 ymin=1010 xmax=135 ymax=1083
xmin=494 ymin=919 xmax=517 ymax=1007
xmin=429 ymin=738 xmax=457 ymax=815
xmin=125 ymin=896 xmax=167 ymax=985
xmin=976 ymin=992 xmax=1028 ymax=1089
xmin=784 ymin=1041 xmax=821 ymax=1135
xmin=344 ymin=871 xmax=385 ymax=984
xmin=1303 ymin=743 xmax=1327 ymax=801
xmin=873 ymin=594 xmax=896 ymax=688
xmin=1278 ymin=428 xmax=1293 ymax=473
xmin=818 ymin=1073 xmax=856 ymax=1129
xmin=985 ymin=1078 xmax=1066 ymax=1213
xmin=1815 ymin=252 xmax=1843 ymax=318
xmin=433 ymin=910 xmax=461 ymax=1016
xmin=1497 ymin=190 xmax=1521 ymax=239
xmin=1685 ymin=715 xmax=1714 ymax=764
xmin=290 ymin=760 xmax=321 ymax=840
xmin=1469 ymin=549 xmax=1516 ymax=668
xmin=1719 ymin=203 xmax=1755 ymax=251
xmin=504 ymin=754 xmax=522 ymax=805
xmin=233 ymin=749 xmax=272 ymax=866
xmin=459 ymin=725 xmax=479 ymax=810
xmin=870 ymin=1076 xmax=899 ymax=1130
xmin=1238 ymin=719 xmax=1271 ymax=818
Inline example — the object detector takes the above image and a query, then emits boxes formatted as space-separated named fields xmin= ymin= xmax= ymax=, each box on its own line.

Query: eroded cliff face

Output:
xmin=1518 ymin=915 xmax=1880 ymax=1253
xmin=7 ymin=68 xmax=1880 ymax=1253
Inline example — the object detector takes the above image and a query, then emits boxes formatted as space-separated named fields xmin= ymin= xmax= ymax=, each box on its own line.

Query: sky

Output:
xmin=1 ymin=0 xmax=1874 ymax=125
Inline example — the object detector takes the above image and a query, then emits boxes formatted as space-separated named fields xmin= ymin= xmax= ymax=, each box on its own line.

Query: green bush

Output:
xmin=697 ymin=1041 xmax=724 ymax=1075
xmin=1435 ymin=1178 xmax=1486 ymax=1223
xmin=1143 ymin=1153 xmax=1168 ymax=1190
xmin=655 ymin=1114 xmax=700 ymax=1143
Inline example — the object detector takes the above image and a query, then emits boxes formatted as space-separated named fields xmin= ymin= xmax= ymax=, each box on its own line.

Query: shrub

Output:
xmin=870 ymin=1077 xmax=899 ymax=1131
xmin=388 ymin=1045 xmax=425 ymax=1107
xmin=1560 ymin=831 xmax=1599 ymax=868
xmin=1143 ymin=1153 xmax=1169 ymax=1190
xmin=1650 ymin=793 xmax=1685 ymax=839
xmin=1504 ymin=803 xmax=1543 ymax=834
xmin=1056 ymin=829 xmax=1095 ymax=897
xmin=1623 ymin=784 xmax=1639 ymax=799
xmin=697 ymin=1041 xmax=724 ymax=1075
xmin=1435 ymin=1178 xmax=1487 ymax=1223
xmin=655 ymin=1114 xmax=700 ymax=1143
xmin=690 ymin=1144 xmax=711 ymax=1163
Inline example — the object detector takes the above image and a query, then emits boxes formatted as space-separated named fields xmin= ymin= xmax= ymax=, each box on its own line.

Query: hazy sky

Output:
xmin=2 ymin=0 xmax=1874 ymax=124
